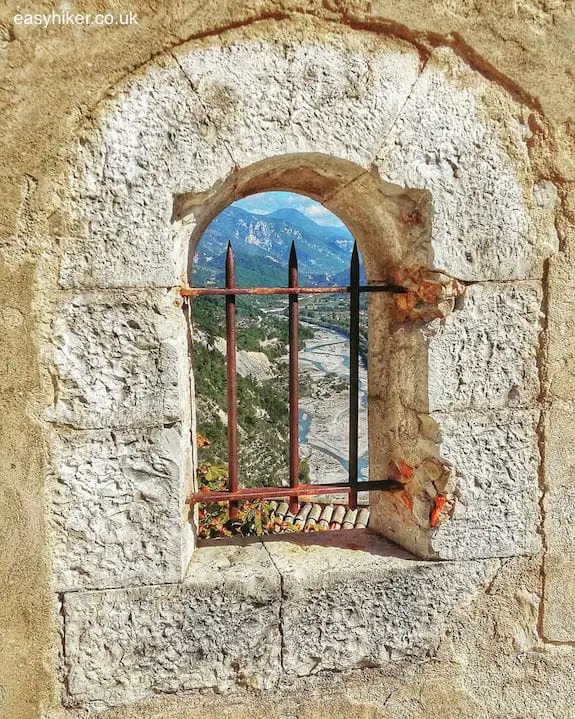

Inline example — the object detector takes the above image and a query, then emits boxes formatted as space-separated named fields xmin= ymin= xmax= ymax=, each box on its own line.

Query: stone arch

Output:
xmin=178 ymin=154 xmax=432 ymax=528
xmin=175 ymin=153 xmax=431 ymax=285
xmin=46 ymin=20 xmax=556 ymax=596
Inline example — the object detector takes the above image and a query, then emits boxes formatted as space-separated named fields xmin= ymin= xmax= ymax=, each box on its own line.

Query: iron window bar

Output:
xmin=182 ymin=241 xmax=405 ymax=512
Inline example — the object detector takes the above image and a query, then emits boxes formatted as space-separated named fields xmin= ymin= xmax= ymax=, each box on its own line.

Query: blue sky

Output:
xmin=233 ymin=191 xmax=351 ymax=233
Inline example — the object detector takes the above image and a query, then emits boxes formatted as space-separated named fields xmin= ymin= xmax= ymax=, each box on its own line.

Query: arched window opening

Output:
xmin=185 ymin=191 xmax=402 ymax=540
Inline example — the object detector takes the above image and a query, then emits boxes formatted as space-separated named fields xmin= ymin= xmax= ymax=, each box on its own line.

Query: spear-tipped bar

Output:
xmin=225 ymin=242 xmax=239 ymax=520
xmin=348 ymin=242 xmax=360 ymax=510
xmin=288 ymin=242 xmax=300 ymax=514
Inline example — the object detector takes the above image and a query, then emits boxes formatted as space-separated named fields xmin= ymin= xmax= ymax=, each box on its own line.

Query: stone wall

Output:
xmin=1 ymin=2 xmax=575 ymax=718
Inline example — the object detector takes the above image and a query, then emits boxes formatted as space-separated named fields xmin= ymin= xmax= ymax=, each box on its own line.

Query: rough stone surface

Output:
xmin=542 ymin=407 xmax=575 ymax=641
xmin=60 ymin=63 xmax=233 ymax=289
xmin=44 ymin=552 xmax=575 ymax=719
xmin=370 ymin=409 xmax=541 ymax=560
xmin=429 ymin=409 xmax=542 ymax=558
xmin=60 ymin=536 xmax=498 ymax=709
xmin=45 ymin=289 xmax=190 ymax=429
xmin=61 ymin=32 xmax=421 ymax=290
xmin=376 ymin=47 xmax=552 ymax=282
xmin=375 ymin=281 xmax=542 ymax=415
xmin=60 ymin=36 xmax=553 ymax=291
xmin=2 ymin=4 xmax=574 ymax=718
xmin=50 ymin=425 xmax=190 ymax=592
xmin=62 ymin=545 xmax=281 ymax=709
xmin=264 ymin=536 xmax=498 ymax=676
xmin=425 ymin=281 xmax=542 ymax=412
xmin=175 ymin=34 xmax=421 ymax=170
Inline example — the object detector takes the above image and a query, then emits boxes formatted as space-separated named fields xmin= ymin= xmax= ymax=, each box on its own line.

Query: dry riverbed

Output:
xmin=298 ymin=325 xmax=368 ymax=486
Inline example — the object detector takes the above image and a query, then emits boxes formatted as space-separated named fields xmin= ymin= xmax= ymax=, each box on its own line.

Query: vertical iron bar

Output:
xmin=288 ymin=242 xmax=300 ymax=515
xmin=225 ymin=242 xmax=239 ymax=521
xmin=348 ymin=242 xmax=360 ymax=510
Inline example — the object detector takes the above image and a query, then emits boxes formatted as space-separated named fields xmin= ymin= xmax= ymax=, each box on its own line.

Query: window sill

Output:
xmin=62 ymin=530 xmax=498 ymax=710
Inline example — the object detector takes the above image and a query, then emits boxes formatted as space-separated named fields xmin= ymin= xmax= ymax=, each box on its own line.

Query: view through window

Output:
xmin=191 ymin=192 xmax=369 ymax=537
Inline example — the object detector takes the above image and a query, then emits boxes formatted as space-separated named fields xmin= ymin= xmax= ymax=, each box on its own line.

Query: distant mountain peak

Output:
xmin=266 ymin=207 xmax=351 ymax=237
xmin=267 ymin=208 xmax=314 ymax=222
xmin=194 ymin=203 xmax=360 ymax=287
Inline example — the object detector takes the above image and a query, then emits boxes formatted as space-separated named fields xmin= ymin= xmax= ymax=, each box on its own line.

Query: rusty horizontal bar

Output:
xmin=181 ymin=284 xmax=406 ymax=297
xmin=188 ymin=480 xmax=399 ymax=504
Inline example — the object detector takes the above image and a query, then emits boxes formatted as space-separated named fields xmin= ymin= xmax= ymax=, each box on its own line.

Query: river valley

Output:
xmin=298 ymin=324 xmax=369 ymax=486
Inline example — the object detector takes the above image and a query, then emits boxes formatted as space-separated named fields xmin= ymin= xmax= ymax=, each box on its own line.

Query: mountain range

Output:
xmin=192 ymin=205 xmax=364 ymax=287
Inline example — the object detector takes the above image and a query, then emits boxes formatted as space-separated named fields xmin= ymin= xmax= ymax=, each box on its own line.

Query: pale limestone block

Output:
xmin=46 ymin=289 xmax=190 ymax=429
xmin=175 ymin=34 xmax=421 ymax=170
xmin=60 ymin=61 xmax=233 ymax=288
xmin=50 ymin=424 xmax=190 ymax=592
xmin=376 ymin=48 xmax=551 ymax=281
xmin=62 ymin=545 xmax=281 ymax=709
xmin=371 ymin=282 xmax=541 ymax=417
xmin=424 ymin=281 xmax=543 ymax=412
xmin=370 ymin=409 xmax=541 ymax=560
xmin=426 ymin=281 xmax=542 ymax=411
xmin=429 ymin=409 xmax=541 ymax=558
xmin=264 ymin=536 xmax=498 ymax=676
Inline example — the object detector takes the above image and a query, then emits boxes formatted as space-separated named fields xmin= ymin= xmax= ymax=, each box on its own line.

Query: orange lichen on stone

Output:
xmin=388 ymin=458 xmax=414 ymax=481
xmin=399 ymin=491 xmax=413 ymax=512
xmin=398 ymin=210 xmax=422 ymax=226
xmin=430 ymin=495 xmax=447 ymax=527
xmin=390 ymin=268 xmax=465 ymax=323
xmin=388 ymin=455 xmax=456 ymax=530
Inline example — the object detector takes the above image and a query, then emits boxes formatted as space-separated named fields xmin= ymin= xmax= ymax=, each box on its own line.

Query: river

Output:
xmin=298 ymin=324 xmax=369 ymax=486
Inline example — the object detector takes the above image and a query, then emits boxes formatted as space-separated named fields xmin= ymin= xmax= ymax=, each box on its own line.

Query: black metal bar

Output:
xmin=348 ymin=242 xmax=360 ymax=510
xmin=288 ymin=242 xmax=299 ymax=515
xmin=225 ymin=242 xmax=239 ymax=521
xmin=181 ymin=284 xmax=406 ymax=297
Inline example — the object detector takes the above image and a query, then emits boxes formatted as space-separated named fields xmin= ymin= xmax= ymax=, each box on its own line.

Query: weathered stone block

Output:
xmin=60 ymin=61 xmax=234 ymax=288
xmin=175 ymin=33 xmax=421 ymax=170
xmin=62 ymin=545 xmax=281 ymax=709
xmin=542 ymin=407 xmax=575 ymax=641
xmin=50 ymin=424 xmax=190 ymax=592
xmin=46 ymin=289 xmax=190 ymax=429
xmin=375 ymin=48 xmax=553 ymax=281
xmin=430 ymin=409 xmax=541 ymax=558
xmin=58 ymin=226 xmax=188 ymax=290
xmin=264 ymin=535 xmax=498 ymax=676
xmin=370 ymin=409 xmax=541 ymax=560
xmin=371 ymin=281 xmax=542 ymax=417
xmin=426 ymin=281 xmax=542 ymax=412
